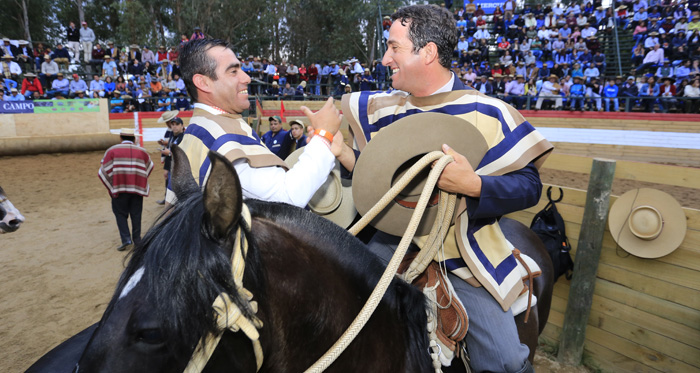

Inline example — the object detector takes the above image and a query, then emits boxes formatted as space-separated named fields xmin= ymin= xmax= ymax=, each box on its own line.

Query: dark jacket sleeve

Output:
xmin=465 ymin=162 xmax=542 ymax=219
xmin=340 ymin=148 xmax=361 ymax=179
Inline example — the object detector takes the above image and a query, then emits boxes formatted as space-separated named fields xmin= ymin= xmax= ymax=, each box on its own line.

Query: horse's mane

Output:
xmin=107 ymin=188 xmax=262 ymax=353
xmin=245 ymin=200 xmax=431 ymax=370
xmin=104 ymin=190 xmax=428 ymax=369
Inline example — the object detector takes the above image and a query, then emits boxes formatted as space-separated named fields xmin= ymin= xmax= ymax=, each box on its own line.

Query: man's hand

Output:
xmin=300 ymin=97 xmax=342 ymax=135
xmin=436 ymin=144 xmax=482 ymax=197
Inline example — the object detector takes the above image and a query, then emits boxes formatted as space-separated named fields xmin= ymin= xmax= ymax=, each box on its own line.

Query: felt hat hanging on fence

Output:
xmin=285 ymin=148 xmax=357 ymax=229
xmin=608 ymin=188 xmax=687 ymax=258
xmin=352 ymin=112 xmax=488 ymax=236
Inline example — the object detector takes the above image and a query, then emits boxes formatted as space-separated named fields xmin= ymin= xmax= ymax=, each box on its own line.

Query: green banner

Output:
xmin=32 ymin=99 xmax=100 ymax=114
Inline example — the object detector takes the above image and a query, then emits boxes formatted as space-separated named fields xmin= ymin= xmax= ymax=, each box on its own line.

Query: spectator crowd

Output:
xmin=445 ymin=0 xmax=700 ymax=112
xmin=3 ymin=1 xmax=700 ymax=113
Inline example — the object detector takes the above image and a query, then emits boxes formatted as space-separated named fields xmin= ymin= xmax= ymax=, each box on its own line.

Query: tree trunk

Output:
xmin=175 ymin=0 xmax=182 ymax=35
xmin=20 ymin=0 xmax=32 ymax=43
xmin=75 ymin=0 xmax=85 ymax=24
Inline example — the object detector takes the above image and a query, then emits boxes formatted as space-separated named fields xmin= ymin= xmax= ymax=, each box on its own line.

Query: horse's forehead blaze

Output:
xmin=119 ymin=267 xmax=145 ymax=300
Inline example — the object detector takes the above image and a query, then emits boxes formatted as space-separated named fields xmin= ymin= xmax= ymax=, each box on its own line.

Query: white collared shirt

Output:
xmin=189 ymin=103 xmax=335 ymax=208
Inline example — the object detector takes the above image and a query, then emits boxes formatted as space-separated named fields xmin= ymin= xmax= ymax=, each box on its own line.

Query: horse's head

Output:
xmin=76 ymin=146 xmax=259 ymax=372
xmin=0 ymin=186 xmax=25 ymax=234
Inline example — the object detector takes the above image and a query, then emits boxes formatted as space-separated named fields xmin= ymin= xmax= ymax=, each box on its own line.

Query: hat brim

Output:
xmin=352 ymin=112 xmax=488 ymax=236
xmin=285 ymin=148 xmax=357 ymax=228
xmin=608 ymin=188 xmax=687 ymax=258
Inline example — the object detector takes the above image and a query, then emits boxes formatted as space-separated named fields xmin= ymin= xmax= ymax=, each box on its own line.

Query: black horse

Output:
xmin=28 ymin=147 xmax=552 ymax=372
xmin=0 ymin=185 xmax=24 ymax=233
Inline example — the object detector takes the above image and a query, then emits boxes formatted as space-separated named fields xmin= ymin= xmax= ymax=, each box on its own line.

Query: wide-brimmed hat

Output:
xmin=2 ymin=55 xmax=12 ymax=59
xmin=608 ymin=188 xmax=686 ymax=258
xmin=549 ymin=74 xmax=559 ymax=80
xmin=119 ymin=128 xmax=140 ymax=137
xmin=352 ymin=113 xmax=488 ymax=236
xmin=157 ymin=110 xmax=179 ymax=123
xmin=24 ymin=72 xmax=36 ymax=78
xmin=286 ymin=148 xmax=357 ymax=228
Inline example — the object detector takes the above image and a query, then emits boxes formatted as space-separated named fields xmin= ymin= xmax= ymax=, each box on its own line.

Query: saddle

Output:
xmin=398 ymin=252 xmax=469 ymax=367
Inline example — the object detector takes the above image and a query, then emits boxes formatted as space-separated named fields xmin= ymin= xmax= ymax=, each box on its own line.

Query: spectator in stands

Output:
xmin=640 ymin=76 xmax=660 ymax=112
xmin=659 ymin=77 xmax=677 ymax=111
xmin=90 ymin=74 xmax=105 ymax=97
xmin=586 ymin=77 xmax=603 ymax=111
xmin=190 ymin=26 xmax=205 ymax=40
xmin=644 ymin=31 xmax=660 ymax=49
xmin=156 ymin=94 xmax=171 ymax=111
xmin=110 ymin=90 xmax=125 ymax=113
xmin=1 ymin=55 xmax=21 ymax=80
xmin=128 ymin=45 xmax=141 ymax=62
xmin=503 ymin=74 xmax=526 ymax=108
xmin=282 ymin=82 xmax=295 ymax=98
xmin=128 ymin=59 xmax=144 ymax=76
xmin=115 ymin=75 xmax=126 ymax=92
xmin=20 ymin=73 xmax=42 ymax=99
xmin=162 ymin=75 xmax=177 ymax=96
xmin=620 ymin=76 xmax=639 ymax=111
xmin=67 ymin=21 xmax=80 ymax=63
xmin=104 ymin=76 xmax=115 ymax=98
xmin=136 ymin=81 xmax=152 ymax=111
xmin=568 ymin=76 xmax=585 ymax=111
xmin=631 ymin=7 xmax=648 ymax=29
xmin=51 ymin=44 xmax=71 ymax=71
xmin=6 ymin=87 xmax=22 ymax=101
xmin=88 ymin=43 xmax=105 ymax=73
xmin=69 ymin=74 xmax=87 ymax=98
xmin=47 ymin=72 xmax=69 ymax=98
xmin=106 ymin=42 xmax=119 ymax=62
xmin=156 ymin=46 xmax=168 ymax=62
xmin=633 ymin=20 xmax=648 ymax=42
xmin=473 ymin=75 xmax=493 ymax=94
xmin=150 ymin=77 xmax=163 ymax=97
xmin=80 ymin=22 xmax=95 ymax=63
xmin=536 ymin=74 xmax=563 ymax=110
xmin=603 ymin=78 xmax=619 ymax=111
xmin=359 ymin=68 xmax=375 ymax=91
xmin=631 ymin=44 xmax=646 ymax=67
xmin=40 ymin=55 xmax=59 ymax=88
xmin=684 ymin=79 xmax=700 ymax=112
xmin=286 ymin=61 xmax=299 ymax=85
xmin=141 ymin=46 xmax=156 ymax=65
xmin=103 ymin=55 xmax=118 ymax=78
xmin=156 ymin=60 xmax=172 ymax=81
xmin=295 ymin=80 xmax=306 ymax=99
xmin=636 ymin=43 xmax=665 ymax=72
xmin=13 ymin=40 xmax=33 ymax=72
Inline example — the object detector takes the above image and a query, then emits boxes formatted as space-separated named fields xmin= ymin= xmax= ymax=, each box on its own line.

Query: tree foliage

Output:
xmin=0 ymin=0 xmax=409 ymax=65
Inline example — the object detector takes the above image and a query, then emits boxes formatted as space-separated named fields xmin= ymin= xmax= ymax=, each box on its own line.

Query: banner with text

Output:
xmin=0 ymin=99 xmax=100 ymax=114
xmin=468 ymin=0 xmax=505 ymax=15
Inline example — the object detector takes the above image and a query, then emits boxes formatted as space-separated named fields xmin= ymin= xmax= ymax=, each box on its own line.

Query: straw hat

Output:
xmin=352 ymin=113 xmax=488 ymax=236
xmin=608 ymin=188 xmax=687 ymax=258
xmin=157 ymin=110 xmax=179 ymax=123
xmin=285 ymin=148 xmax=357 ymax=229
xmin=119 ymin=128 xmax=139 ymax=137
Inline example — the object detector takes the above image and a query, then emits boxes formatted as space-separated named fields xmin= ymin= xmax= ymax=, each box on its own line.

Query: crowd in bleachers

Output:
xmin=447 ymin=0 xmax=700 ymax=112
xmin=5 ymin=2 xmax=700 ymax=113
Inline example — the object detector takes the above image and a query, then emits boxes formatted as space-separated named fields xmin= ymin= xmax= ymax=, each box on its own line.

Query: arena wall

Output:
xmin=507 ymin=153 xmax=700 ymax=373
xmin=0 ymin=98 xmax=115 ymax=156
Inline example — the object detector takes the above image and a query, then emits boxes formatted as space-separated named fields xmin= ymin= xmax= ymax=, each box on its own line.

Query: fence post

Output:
xmin=557 ymin=158 xmax=616 ymax=366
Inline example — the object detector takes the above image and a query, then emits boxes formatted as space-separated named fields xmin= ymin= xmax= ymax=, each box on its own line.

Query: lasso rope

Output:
xmin=305 ymin=151 xmax=456 ymax=373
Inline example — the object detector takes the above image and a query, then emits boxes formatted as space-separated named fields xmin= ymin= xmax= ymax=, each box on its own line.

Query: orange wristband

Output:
xmin=315 ymin=129 xmax=334 ymax=144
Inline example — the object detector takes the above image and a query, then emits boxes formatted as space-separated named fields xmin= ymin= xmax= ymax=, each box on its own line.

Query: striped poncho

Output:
xmin=99 ymin=141 xmax=154 ymax=198
xmin=342 ymin=84 xmax=553 ymax=311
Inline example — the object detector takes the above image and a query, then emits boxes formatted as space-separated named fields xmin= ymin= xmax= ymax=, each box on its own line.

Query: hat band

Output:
xmin=628 ymin=205 xmax=663 ymax=240
xmin=395 ymin=193 xmax=440 ymax=209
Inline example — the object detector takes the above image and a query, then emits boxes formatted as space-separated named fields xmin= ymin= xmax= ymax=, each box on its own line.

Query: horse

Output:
xmin=0 ymin=185 xmax=24 ymax=234
xmin=28 ymin=147 xmax=552 ymax=372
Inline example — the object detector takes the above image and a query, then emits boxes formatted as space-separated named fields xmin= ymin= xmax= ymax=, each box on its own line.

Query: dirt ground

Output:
xmin=3 ymin=150 xmax=695 ymax=372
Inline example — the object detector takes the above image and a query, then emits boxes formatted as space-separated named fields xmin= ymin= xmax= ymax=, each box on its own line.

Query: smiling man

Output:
xmin=167 ymin=38 xmax=343 ymax=207
xmin=338 ymin=5 xmax=552 ymax=373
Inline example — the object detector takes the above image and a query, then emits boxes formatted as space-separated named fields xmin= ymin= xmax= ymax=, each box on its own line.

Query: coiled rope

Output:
xmin=304 ymin=151 xmax=456 ymax=372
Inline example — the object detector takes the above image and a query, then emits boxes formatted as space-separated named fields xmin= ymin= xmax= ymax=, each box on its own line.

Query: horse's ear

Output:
xmin=171 ymin=145 xmax=200 ymax=199
xmin=202 ymin=150 xmax=242 ymax=242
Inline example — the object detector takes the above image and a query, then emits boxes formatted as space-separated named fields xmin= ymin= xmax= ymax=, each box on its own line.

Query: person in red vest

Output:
xmin=98 ymin=128 xmax=154 ymax=251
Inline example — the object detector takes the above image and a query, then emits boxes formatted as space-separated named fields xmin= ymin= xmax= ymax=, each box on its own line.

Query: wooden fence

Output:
xmin=506 ymin=153 xmax=700 ymax=372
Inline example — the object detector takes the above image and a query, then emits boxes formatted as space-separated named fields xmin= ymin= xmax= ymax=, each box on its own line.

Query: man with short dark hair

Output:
xmin=278 ymin=119 xmax=308 ymax=159
xmin=98 ymin=128 xmax=154 ymax=251
xmin=337 ymin=5 xmax=552 ymax=372
xmin=67 ymin=22 xmax=81 ymax=63
xmin=167 ymin=38 xmax=343 ymax=207
xmin=262 ymin=115 xmax=287 ymax=156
